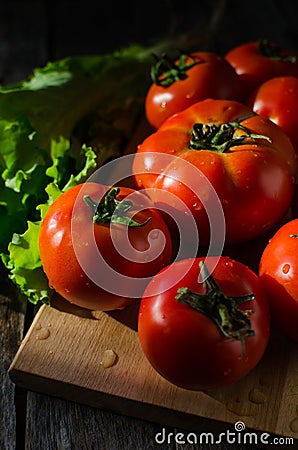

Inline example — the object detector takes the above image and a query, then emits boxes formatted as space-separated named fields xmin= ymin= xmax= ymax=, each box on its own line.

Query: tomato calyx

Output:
xmin=84 ymin=187 xmax=151 ymax=227
xmin=189 ymin=121 xmax=271 ymax=153
xmin=290 ymin=234 xmax=298 ymax=238
xmin=257 ymin=39 xmax=297 ymax=63
xmin=150 ymin=51 xmax=199 ymax=87
xmin=176 ymin=261 xmax=255 ymax=356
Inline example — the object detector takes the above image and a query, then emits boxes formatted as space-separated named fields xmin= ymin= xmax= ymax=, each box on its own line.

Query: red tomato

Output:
xmin=138 ymin=256 xmax=270 ymax=391
xmin=133 ymin=99 xmax=297 ymax=245
xmin=39 ymin=183 xmax=173 ymax=311
xmin=250 ymin=76 xmax=298 ymax=156
xmin=226 ymin=40 xmax=298 ymax=102
xmin=145 ymin=51 xmax=243 ymax=129
xmin=259 ymin=219 xmax=298 ymax=341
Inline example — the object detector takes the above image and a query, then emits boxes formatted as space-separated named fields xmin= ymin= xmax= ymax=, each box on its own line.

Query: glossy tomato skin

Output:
xmin=39 ymin=182 xmax=173 ymax=311
xmin=133 ymin=99 xmax=297 ymax=245
xmin=250 ymin=76 xmax=298 ymax=156
xmin=145 ymin=51 xmax=243 ymax=129
xmin=138 ymin=256 xmax=270 ymax=391
xmin=226 ymin=41 xmax=298 ymax=102
xmin=259 ymin=219 xmax=298 ymax=341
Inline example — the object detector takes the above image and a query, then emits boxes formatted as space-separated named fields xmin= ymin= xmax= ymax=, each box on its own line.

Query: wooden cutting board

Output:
xmin=9 ymin=290 xmax=298 ymax=440
xmin=7 ymin=116 xmax=298 ymax=441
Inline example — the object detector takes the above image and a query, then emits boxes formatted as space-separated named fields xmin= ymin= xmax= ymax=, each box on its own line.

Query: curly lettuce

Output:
xmin=0 ymin=45 xmax=152 ymax=304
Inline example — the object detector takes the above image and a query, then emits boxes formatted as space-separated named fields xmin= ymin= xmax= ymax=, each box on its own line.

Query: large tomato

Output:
xmin=133 ymin=99 xmax=297 ymax=245
xmin=145 ymin=51 xmax=243 ymax=129
xmin=138 ymin=256 xmax=270 ymax=391
xmin=250 ymin=76 xmax=298 ymax=156
xmin=39 ymin=182 xmax=173 ymax=311
xmin=259 ymin=219 xmax=298 ymax=342
xmin=225 ymin=40 xmax=298 ymax=102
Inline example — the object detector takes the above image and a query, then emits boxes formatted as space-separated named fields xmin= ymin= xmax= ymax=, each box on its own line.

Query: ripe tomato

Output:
xmin=225 ymin=40 xmax=298 ymax=102
xmin=39 ymin=182 xmax=173 ymax=311
xmin=138 ymin=256 xmax=270 ymax=391
xmin=259 ymin=219 xmax=298 ymax=342
xmin=133 ymin=99 xmax=297 ymax=245
xmin=145 ymin=51 xmax=243 ymax=129
xmin=250 ymin=76 xmax=298 ymax=156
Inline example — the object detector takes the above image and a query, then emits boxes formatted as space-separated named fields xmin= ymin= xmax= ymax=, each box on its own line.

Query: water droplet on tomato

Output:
xmin=193 ymin=202 xmax=202 ymax=210
xmin=282 ymin=263 xmax=291 ymax=274
xmin=149 ymin=229 xmax=160 ymax=240
xmin=225 ymin=260 xmax=233 ymax=267
xmin=186 ymin=91 xmax=195 ymax=99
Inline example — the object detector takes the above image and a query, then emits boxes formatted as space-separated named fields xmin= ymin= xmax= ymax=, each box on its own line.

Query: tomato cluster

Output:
xmin=39 ymin=39 xmax=298 ymax=392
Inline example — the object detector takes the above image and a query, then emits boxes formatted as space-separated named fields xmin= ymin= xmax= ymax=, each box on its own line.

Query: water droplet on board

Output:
xmin=226 ymin=400 xmax=254 ymax=416
xmin=36 ymin=328 xmax=51 ymax=340
xmin=289 ymin=417 xmax=298 ymax=433
xmin=248 ymin=388 xmax=267 ymax=404
xmin=100 ymin=349 xmax=118 ymax=368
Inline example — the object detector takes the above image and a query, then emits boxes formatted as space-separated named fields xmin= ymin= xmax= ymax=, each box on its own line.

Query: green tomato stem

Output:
xmin=150 ymin=51 xmax=199 ymax=87
xmin=175 ymin=261 xmax=255 ymax=357
xmin=258 ymin=39 xmax=297 ymax=63
xmin=84 ymin=187 xmax=151 ymax=227
xmin=189 ymin=121 xmax=271 ymax=153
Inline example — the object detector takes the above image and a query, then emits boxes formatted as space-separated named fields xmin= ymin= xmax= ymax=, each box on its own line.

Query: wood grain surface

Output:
xmin=9 ymin=292 xmax=298 ymax=441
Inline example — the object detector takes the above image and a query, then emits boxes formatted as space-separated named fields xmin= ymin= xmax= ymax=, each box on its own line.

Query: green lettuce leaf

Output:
xmin=2 ymin=144 xmax=98 ymax=304
xmin=2 ymin=222 xmax=51 ymax=305
xmin=0 ymin=45 xmax=153 ymax=304
xmin=0 ymin=45 xmax=151 ymax=254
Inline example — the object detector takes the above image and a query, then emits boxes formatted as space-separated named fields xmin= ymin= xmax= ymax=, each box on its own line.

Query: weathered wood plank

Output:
xmin=0 ymin=290 xmax=26 ymax=450
xmin=25 ymin=393 xmax=176 ymax=450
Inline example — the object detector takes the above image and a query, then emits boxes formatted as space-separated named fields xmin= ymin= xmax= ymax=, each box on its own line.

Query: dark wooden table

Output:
xmin=2 ymin=1 xmax=298 ymax=449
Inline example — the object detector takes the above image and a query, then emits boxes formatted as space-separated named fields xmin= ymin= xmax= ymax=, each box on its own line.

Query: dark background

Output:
xmin=1 ymin=0 xmax=298 ymax=84
xmin=1 ymin=2 xmax=298 ymax=449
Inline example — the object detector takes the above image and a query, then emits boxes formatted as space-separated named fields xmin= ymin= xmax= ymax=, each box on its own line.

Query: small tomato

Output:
xmin=259 ymin=218 xmax=298 ymax=341
xmin=250 ymin=76 xmax=298 ymax=156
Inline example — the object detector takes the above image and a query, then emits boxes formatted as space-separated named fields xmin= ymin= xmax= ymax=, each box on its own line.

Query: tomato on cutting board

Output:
xmin=138 ymin=256 xmax=270 ymax=391
xmin=259 ymin=218 xmax=298 ymax=342
xmin=39 ymin=182 xmax=173 ymax=311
